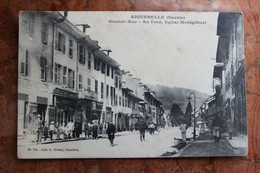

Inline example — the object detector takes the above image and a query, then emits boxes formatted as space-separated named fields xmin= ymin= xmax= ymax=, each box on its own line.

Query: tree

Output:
xmin=185 ymin=101 xmax=192 ymax=126
xmin=169 ymin=104 xmax=184 ymax=126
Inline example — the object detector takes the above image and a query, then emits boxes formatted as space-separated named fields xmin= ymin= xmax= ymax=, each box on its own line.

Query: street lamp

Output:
xmin=188 ymin=92 xmax=196 ymax=140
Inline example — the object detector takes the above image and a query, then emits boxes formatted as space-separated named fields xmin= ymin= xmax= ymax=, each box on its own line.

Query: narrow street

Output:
xmin=18 ymin=127 xmax=194 ymax=158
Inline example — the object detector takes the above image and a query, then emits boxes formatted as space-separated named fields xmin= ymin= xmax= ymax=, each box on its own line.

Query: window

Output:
xmin=125 ymin=98 xmax=128 ymax=107
xmin=87 ymin=78 xmax=91 ymax=91
xmin=68 ymin=69 xmax=74 ymax=89
xmin=40 ymin=57 xmax=47 ymax=81
xmin=63 ymin=66 xmax=67 ymax=86
xmin=101 ymin=62 xmax=106 ymax=74
xmin=110 ymin=86 xmax=113 ymax=105
xmin=122 ymin=98 xmax=125 ymax=107
xmin=41 ymin=22 xmax=48 ymax=44
xmin=115 ymin=76 xmax=118 ymax=88
xmin=29 ymin=13 xmax=35 ymax=36
xmin=54 ymin=63 xmax=58 ymax=84
xmin=101 ymin=82 xmax=104 ymax=99
xmin=57 ymin=64 xmax=62 ymax=85
xmin=119 ymin=96 xmax=121 ymax=106
xmin=95 ymin=80 xmax=98 ymax=93
xmin=106 ymin=85 xmax=109 ymax=98
xmin=115 ymin=94 xmax=118 ymax=106
xmin=111 ymin=67 xmax=114 ymax=79
xmin=79 ymin=45 xmax=85 ymax=64
xmin=107 ymin=65 xmax=110 ymax=77
xmin=20 ymin=50 xmax=29 ymax=76
xmin=94 ymin=58 xmax=100 ymax=71
xmin=72 ymin=71 xmax=75 ymax=89
xmin=88 ymin=52 xmax=91 ymax=69
xmin=119 ymin=79 xmax=122 ymax=89
xmin=56 ymin=32 xmax=66 ymax=54
xmin=69 ymin=39 xmax=73 ymax=58
xmin=78 ymin=74 xmax=83 ymax=90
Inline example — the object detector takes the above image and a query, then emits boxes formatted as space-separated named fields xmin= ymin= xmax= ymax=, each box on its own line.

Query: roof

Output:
xmin=94 ymin=50 xmax=120 ymax=68
xmin=48 ymin=12 xmax=100 ymax=50
xmin=128 ymin=92 xmax=143 ymax=101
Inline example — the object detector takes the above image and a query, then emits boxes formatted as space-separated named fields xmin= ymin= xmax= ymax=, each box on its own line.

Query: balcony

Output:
xmin=80 ymin=88 xmax=98 ymax=101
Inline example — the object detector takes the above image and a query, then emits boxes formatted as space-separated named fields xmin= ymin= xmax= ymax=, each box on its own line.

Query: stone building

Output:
xmin=18 ymin=12 xmax=164 ymax=138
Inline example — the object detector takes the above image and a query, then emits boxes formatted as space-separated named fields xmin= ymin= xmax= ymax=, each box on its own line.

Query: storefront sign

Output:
xmin=54 ymin=88 xmax=78 ymax=99
xmin=37 ymin=96 xmax=48 ymax=105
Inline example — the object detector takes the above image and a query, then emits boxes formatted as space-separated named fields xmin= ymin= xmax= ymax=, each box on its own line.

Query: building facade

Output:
xmin=18 ymin=12 xmax=164 ymax=139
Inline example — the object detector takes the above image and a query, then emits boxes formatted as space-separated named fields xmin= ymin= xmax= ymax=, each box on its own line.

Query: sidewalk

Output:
xmin=178 ymin=132 xmax=247 ymax=157
xmin=18 ymin=130 xmax=140 ymax=145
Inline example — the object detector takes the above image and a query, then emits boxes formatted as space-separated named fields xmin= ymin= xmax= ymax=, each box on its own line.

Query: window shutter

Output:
xmin=83 ymin=48 xmax=86 ymax=64
xmin=25 ymin=50 xmax=29 ymax=75
xmin=29 ymin=14 xmax=35 ymax=36
xmin=41 ymin=22 xmax=48 ymax=44
xmin=72 ymin=70 xmax=75 ymax=89
xmin=55 ymin=30 xmax=58 ymax=50
xmin=62 ymin=35 xmax=66 ymax=54
xmin=20 ymin=62 xmax=25 ymax=74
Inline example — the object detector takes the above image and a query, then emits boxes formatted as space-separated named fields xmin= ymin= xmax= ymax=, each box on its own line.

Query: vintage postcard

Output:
xmin=17 ymin=11 xmax=247 ymax=158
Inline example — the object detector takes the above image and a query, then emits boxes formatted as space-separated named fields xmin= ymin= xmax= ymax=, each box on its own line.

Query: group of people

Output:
xmin=177 ymin=115 xmax=233 ymax=144
xmin=38 ymin=120 xmax=79 ymax=143
xmin=35 ymin=114 xmax=117 ymax=146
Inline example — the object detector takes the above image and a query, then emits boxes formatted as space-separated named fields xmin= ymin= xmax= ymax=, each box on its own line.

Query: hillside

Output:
xmin=148 ymin=84 xmax=210 ymax=114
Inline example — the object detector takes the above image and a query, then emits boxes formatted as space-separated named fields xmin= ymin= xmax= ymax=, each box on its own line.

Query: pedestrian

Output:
xmin=212 ymin=115 xmax=222 ymax=143
xmin=92 ymin=121 xmax=98 ymax=140
xmin=74 ymin=123 xmax=80 ymax=138
xmin=102 ymin=122 xmax=107 ymax=138
xmin=226 ymin=117 xmax=233 ymax=140
xmin=49 ymin=121 xmax=55 ymax=140
xmin=67 ymin=120 xmax=74 ymax=138
xmin=139 ymin=119 xmax=147 ymax=142
xmin=43 ymin=122 xmax=48 ymax=141
xmin=179 ymin=123 xmax=188 ymax=143
xmin=106 ymin=120 xmax=116 ymax=146
xmin=36 ymin=114 xmax=43 ymax=144
xmin=84 ymin=122 xmax=89 ymax=139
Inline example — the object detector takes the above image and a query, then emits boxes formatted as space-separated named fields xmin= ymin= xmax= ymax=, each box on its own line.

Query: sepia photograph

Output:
xmin=17 ymin=11 xmax=247 ymax=158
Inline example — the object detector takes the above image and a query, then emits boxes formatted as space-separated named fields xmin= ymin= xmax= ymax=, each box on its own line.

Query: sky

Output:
xmin=68 ymin=12 xmax=219 ymax=95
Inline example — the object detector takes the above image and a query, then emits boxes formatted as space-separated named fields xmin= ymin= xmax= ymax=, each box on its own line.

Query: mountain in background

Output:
xmin=148 ymin=84 xmax=210 ymax=114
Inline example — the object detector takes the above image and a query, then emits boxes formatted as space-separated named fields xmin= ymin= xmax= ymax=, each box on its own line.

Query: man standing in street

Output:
xmin=106 ymin=120 xmax=116 ymax=146
xmin=49 ymin=121 xmax=55 ymax=140
xmin=212 ymin=115 xmax=222 ymax=143
xmin=139 ymin=118 xmax=147 ymax=142
xmin=179 ymin=123 xmax=188 ymax=143
xmin=226 ymin=117 xmax=233 ymax=140
xmin=36 ymin=114 xmax=43 ymax=144
xmin=92 ymin=121 xmax=98 ymax=140
xmin=67 ymin=120 xmax=74 ymax=139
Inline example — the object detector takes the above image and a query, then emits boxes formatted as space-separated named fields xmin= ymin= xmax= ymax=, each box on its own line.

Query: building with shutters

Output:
xmin=18 ymin=12 xmax=57 ymax=136
xmin=203 ymin=12 xmax=246 ymax=136
xmin=18 ymin=12 xmax=164 ymax=140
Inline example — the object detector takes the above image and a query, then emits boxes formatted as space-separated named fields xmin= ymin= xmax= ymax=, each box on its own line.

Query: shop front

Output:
xmin=53 ymin=88 xmax=78 ymax=128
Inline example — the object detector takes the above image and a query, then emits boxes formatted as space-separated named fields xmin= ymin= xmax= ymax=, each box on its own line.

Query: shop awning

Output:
xmin=213 ymin=64 xmax=223 ymax=79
